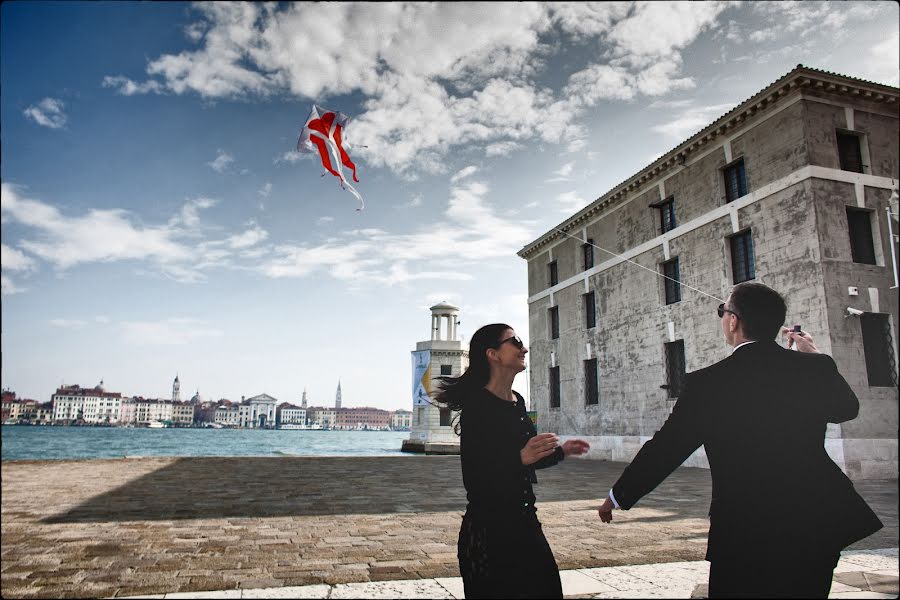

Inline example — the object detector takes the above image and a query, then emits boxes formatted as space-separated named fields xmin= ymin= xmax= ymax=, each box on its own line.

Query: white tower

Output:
xmin=301 ymin=388 xmax=308 ymax=409
xmin=401 ymin=302 xmax=467 ymax=454
xmin=335 ymin=380 xmax=342 ymax=409
xmin=173 ymin=375 xmax=181 ymax=403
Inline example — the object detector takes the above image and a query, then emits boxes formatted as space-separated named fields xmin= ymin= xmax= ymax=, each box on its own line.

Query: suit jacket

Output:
xmin=611 ymin=341 xmax=883 ymax=562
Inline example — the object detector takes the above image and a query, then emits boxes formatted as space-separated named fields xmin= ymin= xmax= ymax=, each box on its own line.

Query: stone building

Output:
xmin=391 ymin=409 xmax=412 ymax=430
xmin=402 ymin=302 xmax=468 ymax=454
xmin=52 ymin=383 xmax=123 ymax=424
xmin=518 ymin=65 xmax=898 ymax=480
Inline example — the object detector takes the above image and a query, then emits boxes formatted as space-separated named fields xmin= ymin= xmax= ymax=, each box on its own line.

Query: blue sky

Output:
xmin=2 ymin=1 xmax=898 ymax=410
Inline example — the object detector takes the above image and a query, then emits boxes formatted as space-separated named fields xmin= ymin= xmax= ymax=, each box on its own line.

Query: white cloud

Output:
xmin=650 ymin=102 xmax=736 ymax=140
xmin=49 ymin=319 xmax=87 ymax=330
xmin=556 ymin=190 xmax=589 ymax=214
xmin=104 ymin=2 xmax=727 ymax=176
xmin=258 ymin=182 xmax=273 ymax=197
xmin=546 ymin=161 xmax=575 ymax=183
xmin=865 ymin=30 xmax=900 ymax=87
xmin=207 ymin=149 xmax=234 ymax=173
xmin=23 ymin=98 xmax=67 ymax=129
xmin=1 ymin=274 xmax=25 ymax=296
xmin=274 ymin=150 xmax=305 ymax=165
xmin=485 ymin=141 xmax=524 ymax=157
xmin=101 ymin=76 xmax=163 ymax=96
xmin=316 ymin=216 xmax=335 ymax=226
xmin=450 ymin=166 xmax=478 ymax=183
xmin=169 ymin=197 xmax=217 ymax=228
xmin=1 ymin=184 xmax=193 ymax=270
xmin=225 ymin=224 xmax=268 ymax=249
xmin=1 ymin=244 xmax=36 ymax=271
xmin=259 ymin=177 xmax=533 ymax=286
xmin=95 ymin=316 xmax=111 ymax=323
xmin=122 ymin=318 xmax=224 ymax=346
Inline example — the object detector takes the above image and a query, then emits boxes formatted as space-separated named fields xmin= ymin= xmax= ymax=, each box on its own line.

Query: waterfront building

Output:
xmin=171 ymin=401 xmax=195 ymax=426
xmin=306 ymin=406 xmax=336 ymax=429
xmin=402 ymin=302 xmax=468 ymax=454
xmin=214 ymin=401 xmax=240 ymax=427
xmin=518 ymin=65 xmax=899 ymax=480
xmin=334 ymin=407 xmax=391 ymax=430
xmin=52 ymin=383 xmax=123 ymax=424
xmin=391 ymin=409 xmax=412 ymax=431
xmin=278 ymin=403 xmax=307 ymax=427
xmin=2 ymin=399 xmax=50 ymax=424
xmin=235 ymin=394 xmax=278 ymax=428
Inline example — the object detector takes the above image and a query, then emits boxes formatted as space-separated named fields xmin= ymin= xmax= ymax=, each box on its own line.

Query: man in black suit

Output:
xmin=597 ymin=282 xmax=882 ymax=599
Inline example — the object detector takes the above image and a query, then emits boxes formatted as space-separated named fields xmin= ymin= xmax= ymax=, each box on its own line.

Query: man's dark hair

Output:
xmin=729 ymin=282 xmax=786 ymax=341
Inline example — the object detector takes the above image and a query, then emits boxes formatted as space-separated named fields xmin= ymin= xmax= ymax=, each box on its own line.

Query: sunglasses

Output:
xmin=494 ymin=335 xmax=525 ymax=349
xmin=717 ymin=303 xmax=739 ymax=319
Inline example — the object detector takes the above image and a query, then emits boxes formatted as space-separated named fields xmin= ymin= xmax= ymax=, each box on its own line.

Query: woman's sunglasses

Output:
xmin=495 ymin=335 xmax=525 ymax=349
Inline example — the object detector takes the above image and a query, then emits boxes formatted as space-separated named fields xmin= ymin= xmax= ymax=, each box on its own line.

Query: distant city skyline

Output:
xmin=2 ymin=2 xmax=897 ymax=409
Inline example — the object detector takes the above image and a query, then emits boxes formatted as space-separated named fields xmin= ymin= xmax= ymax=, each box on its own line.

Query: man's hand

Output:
xmin=561 ymin=439 xmax=590 ymax=457
xmin=782 ymin=327 xmax=820 ymax=353
xmin=598 ymin=497 xmax=614 ymax=523
xmin=521 ymin=432 xmax=559 ymax=465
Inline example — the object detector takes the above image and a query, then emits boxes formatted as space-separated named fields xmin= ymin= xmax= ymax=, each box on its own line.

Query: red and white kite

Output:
xmin=297 ymin=105 xmax=363 ymax=210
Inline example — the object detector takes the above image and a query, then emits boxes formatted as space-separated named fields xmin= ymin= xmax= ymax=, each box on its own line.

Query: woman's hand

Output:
xmin=562 ymin=439 xmax=590 ymax=457
xmin=521 ymin=432 xmax=559 ymax=465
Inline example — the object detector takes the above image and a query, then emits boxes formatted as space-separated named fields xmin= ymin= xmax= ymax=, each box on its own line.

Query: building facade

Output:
xmin=240 ymin=394 xmax=278 ymax=428
xmin=52 ymin=383 xmax=123 ymax=424
xmin=391 ymin=409 xmax=412 ymax=430
xmin=334 ymin=407 xmax=391 ymax=430
xmin=402 ymin=302 xmax=468 ymax=453
xmin=519 ymin=66 xmax=899 ymax=480
xmin=278 ymin=404 xmax=307 ymax=427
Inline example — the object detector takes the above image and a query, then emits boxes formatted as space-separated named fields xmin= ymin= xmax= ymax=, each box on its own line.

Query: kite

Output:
xmin=297 ymin=105 xmax=364 ymax=210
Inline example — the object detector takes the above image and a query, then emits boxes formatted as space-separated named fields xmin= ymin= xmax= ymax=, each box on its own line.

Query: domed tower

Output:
xmin=401 ymin=302 xmax=468 ymax=454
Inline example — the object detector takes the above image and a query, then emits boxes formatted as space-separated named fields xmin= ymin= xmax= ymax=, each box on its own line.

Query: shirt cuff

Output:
xmin=609 ymin=489 xmax=619 ymax=509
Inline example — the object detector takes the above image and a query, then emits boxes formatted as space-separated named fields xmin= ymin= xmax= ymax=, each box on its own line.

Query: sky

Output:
xmin=2 ymin=1 xmax=898 ymax=411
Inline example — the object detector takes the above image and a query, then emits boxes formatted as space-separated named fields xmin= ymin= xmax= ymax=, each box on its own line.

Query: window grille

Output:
xmin=550 ymin=306 xmax=560 ymax=339
xmin=440 ymin=364 xmax=452 ymax=376
xmin=549 ymin=366 xmax=561 ymax=408
xmin=724 ymin=160 xmax=747 ymax=203
xmin=664 ymin=340 xmax=686 ymax=398
xmin=861 ymin=313 xmax=898 ymax=387
xmin=584 ymin=291 xmax=596 ymax=329
xmin=653 ymin=197 xmax=677 ymax=233
xmin=730 ymin=230 xmax=756 ymax=283
xmin=663 ymin=258 xmax=681 ymax=304
xmin=837 ymin=132 xmax=863 ymax=173
xmin=846 ymin=208 xmax=877 ymax=265
xmin=439 ymin=408 xmax=452 ymax=427
xmin=548 ymin=260 xmax=558 ymax=286
xmin=584 ymin=359 xmax=599 ymax=406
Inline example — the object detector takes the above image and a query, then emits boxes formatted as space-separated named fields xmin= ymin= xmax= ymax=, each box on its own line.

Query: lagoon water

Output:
xmin=1 ymin=426 xmax=411 ymax=461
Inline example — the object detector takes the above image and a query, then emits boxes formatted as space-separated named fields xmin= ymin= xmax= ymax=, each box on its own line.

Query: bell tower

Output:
xmin=172 ymin=374 xmax=181 ymax=403
xmin=401 ymin=302 xmax=467 ymax=454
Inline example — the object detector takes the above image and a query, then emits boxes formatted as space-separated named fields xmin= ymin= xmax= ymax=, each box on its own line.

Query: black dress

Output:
xmin=457 ymin=388 xmax=565 ymax=599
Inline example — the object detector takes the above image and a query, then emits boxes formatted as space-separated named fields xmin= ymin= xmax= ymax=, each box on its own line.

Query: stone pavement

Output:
xmin=1 ymin=456 xmax=897 ymax=599
xmin=114 ymin=548 xmax=899 ymax=598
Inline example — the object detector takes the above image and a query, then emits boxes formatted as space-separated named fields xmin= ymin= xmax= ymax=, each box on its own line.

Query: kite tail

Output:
xmin=333 ymin=125 xmax=359 ymax=183
xmin=325 ymin=135 xmax=364 ymax=211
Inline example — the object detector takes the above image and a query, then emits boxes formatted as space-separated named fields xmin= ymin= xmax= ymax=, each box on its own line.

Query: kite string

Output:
xmin=553 ymin=228 xmax=725 ymax=303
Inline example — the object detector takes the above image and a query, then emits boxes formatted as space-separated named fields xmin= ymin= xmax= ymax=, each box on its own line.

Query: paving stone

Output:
xmin=330 ymin=579 xmax=453 ymax=599
xmin=241 ymin=584 xmax=331 ymax=598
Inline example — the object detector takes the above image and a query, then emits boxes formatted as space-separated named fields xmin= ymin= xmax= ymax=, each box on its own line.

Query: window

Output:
xmin=662 ymin=258 xmax=681 ymax=304
xmin=584 ymin=358 xmax=599 ymax=406
xmin=584 ymin=291 xmax=596 ymax=329
xmin=440 ymin=364 xmax=452 ymax=376
xmin=548 ymin=260 xmax=558 ymax=286
xmin=549 ymin=306 xmax=560 ymax=339
xmin=549 ymin=366 xmax=561 ymax=408
xmin=846 ymin=208 xmax=876 ymax=265
xmin=860 ymin=313 xmax=897 ymax=387
xmin=583 ymin=240 xmax=594 ymax=270
xmin=724 ymin=159 xmax=747 ymax=203
xmin=652 ymin=196 xmax=677 ymax=233
xmin=439 ymin=407 xmax=452 ymax=427
xmin=837 ymin=131 xmax=864 ymax=173
xmin=730 ymin=230 xmax=756 ymax=283
xmin=664 ymin=340 xmax=686 ymax=398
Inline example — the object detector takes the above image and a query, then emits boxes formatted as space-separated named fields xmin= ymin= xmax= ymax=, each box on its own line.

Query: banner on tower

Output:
xmin=411 ymin=350 xmax=432 ymax=406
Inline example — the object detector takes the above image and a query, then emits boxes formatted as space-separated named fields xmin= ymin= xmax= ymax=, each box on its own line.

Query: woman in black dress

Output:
xmin=434 ymin=323 xmax=590 ymax=598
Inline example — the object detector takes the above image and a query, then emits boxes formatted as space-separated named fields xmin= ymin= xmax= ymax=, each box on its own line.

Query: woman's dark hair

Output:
xmin=729 ymin=282 xmax=787 ymax=341
xmin=432 ymin=323 xmax=512 ymax=435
